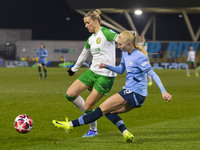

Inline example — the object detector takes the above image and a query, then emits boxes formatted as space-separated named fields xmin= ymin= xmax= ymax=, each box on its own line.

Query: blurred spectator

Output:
xmin=60 ymin=56 xmax=64 ymax=62
xmin=21 ymin=56 xmax=25 ymax=61
xmin=16 ymin=56 xmax=20 ymax=61
xmin=26 ymin=56 xmax=30 ymax=61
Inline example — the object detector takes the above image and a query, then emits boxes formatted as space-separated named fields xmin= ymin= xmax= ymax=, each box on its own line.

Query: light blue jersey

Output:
xmin=35 ymin=48 xmax=48 ymax=64
xmin=106 ymin=49 xmax=166 ymax=96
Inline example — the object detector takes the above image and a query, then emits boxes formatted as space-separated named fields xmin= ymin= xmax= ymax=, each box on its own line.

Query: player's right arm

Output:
xmin=34 ymin=50 xmax=39 ymax=61
xmin=67 ymin=39 xmax=90 ymax=76
xmin=71 ymin=47 xmax=90 ymax=72
xmin=99 ymin=53 xmax=126 ymax=74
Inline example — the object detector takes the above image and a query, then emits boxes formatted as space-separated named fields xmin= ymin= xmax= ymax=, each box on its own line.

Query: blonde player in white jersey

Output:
xmin=186 ymin=45 xmax=199 ymax=77
xmin=54 ymin=9 xmax=118 ymax=137
xmin=138 ymin=35 xmax=153 ymax=86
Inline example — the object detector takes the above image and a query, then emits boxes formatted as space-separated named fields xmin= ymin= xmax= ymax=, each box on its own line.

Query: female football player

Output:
xmin=35 ymin=43 xmax=48 ymax=79
xmin=186 ymin=45 xmax=199 ymax=77
xmin=54 ymin=9 xmax=118 ymax=137
xmin=53 ymin=30 xmax=172 ymax=142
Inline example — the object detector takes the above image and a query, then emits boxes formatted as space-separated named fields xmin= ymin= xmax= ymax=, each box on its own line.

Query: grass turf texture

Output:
xmin=0 ymin=67 xmax=199 ymax=150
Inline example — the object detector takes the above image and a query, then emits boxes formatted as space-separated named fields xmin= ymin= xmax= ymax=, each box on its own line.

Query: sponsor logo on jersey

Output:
xmin=93 ymin=48 xmax=101 ymax=53
xmin=96 ymin=37 xmax=101 ymax=44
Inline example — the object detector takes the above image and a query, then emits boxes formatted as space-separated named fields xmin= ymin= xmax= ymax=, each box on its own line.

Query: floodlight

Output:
xmin=134 ymin=9 xmax=142 ymax=15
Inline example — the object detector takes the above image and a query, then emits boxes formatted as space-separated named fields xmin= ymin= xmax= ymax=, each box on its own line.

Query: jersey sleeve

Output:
xmin=147 ymin=70 xmax=166 ymax=93
xmin=136 ymin=54 xmax=151 ymax=72
xmin=101 ymin=27 xmax=118 ymax=41
xmin=35 ymin=50 xmax=39 ymax=58
xmin=84 ymin=38 xmax=90 ymax=49
xmin=71 ymin=47 xmax=90 ymax=72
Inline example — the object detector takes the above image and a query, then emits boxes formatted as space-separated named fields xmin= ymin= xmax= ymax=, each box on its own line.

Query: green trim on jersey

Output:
xmin=100 ymin=27 xmax=118 ymax=41
xmin=84 ymin=27 xmax=117 ymax=49
xmin=143 ymin=41 xmax=147 ymax=46
xmin=84 ymin=38 xmax=90 ymax=49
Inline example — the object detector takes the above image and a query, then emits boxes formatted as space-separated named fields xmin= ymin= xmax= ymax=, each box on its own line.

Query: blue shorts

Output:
xmin=38 ymin=58 xmax=46 ymax=64
xmin=118 ymin=89 xmax=146 ymax=108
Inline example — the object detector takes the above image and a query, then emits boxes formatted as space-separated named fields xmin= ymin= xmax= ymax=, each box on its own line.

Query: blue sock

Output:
xmin=44 ymin=68 xmax=47 ymax=77
xmin=38 ymin=67 xmax=42 ymax=77
xmin=105 ymin=113 xmax=127 ymax=133
xmin=72 ymin=107 xmax=103 ymax=127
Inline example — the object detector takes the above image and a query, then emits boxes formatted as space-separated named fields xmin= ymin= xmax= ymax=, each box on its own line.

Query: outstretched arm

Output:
xmin=147 ymin=70 xmax=172 ymax=102
xmin=67 ymin=48 xmax=90 ymax=76
xmin=99 ymin=62 xmax=125 ymax=74
xmin=71 ymin=48 xmax=90 ymax=72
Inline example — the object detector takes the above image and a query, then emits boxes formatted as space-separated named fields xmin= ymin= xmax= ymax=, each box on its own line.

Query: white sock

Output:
xmin=69 ymin=121 xmax=73 ymax=127
xmin=72 ymin=96 xmax=85 ymax=112
xmin=123 ymin=129 xmax=128 ymax=136
xmin=195 ymin=69 xmax=198 ymax=74
xmin=89 ymin=120 xmax=97 ymax=131
xmin=69 ymin=118 xmax=96 ymax=130
xmin=84 ymin=109 xmax=97 ymax=131
xmin=186 ymin=69 xmax=190 ymax=75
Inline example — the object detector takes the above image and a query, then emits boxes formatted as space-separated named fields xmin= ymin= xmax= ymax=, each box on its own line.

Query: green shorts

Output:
xmin=78 ymin=69 xmax=115 ymax=95
xmin=187 ymin=61 xmax=195 ymax=65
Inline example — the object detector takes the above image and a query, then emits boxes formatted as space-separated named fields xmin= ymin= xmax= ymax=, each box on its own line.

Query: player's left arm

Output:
xmin=147 ymin=70 xmax=172 ymax=102
xmin=137 ymin=54 xmax=172 ymax=102
xmin=101 ymin=27 xmax=118 ymax=42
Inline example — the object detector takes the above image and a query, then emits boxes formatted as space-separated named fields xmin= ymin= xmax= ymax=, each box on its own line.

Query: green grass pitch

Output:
xmin=0 ymin=67 xmax=199 ymax=150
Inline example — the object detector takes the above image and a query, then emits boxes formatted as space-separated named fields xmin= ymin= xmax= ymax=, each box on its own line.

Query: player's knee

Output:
xmin=65 ymin=93 xmax=76 ymax=102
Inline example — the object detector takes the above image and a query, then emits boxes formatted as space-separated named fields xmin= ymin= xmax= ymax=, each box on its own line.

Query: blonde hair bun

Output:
xmin=95 ymin=9 xmax=101 ymax=15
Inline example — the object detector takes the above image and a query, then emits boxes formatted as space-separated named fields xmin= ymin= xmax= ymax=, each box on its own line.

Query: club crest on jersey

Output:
xmin=129 ymin=61 xmax=133 ymax=66
xmin=96 ymin=37 xmax=101 ymax=44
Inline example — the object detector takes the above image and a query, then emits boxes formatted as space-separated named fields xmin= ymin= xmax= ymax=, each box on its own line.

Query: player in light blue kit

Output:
xmin=35 ymin=43 xmax=48 ymax=79
xmin=52 ymin=30 xmax=172 ymax=143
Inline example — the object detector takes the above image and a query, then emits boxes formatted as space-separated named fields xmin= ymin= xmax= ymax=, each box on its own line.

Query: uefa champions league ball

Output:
xmin=14 ymin=114 xmax=33 ymax=133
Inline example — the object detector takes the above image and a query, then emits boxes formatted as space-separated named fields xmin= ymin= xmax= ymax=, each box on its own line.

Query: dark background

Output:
xmin=0 ymin=0 xmax=199 ymax=41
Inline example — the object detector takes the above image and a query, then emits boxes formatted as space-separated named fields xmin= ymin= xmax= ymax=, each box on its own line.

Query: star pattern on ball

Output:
xmin=17 ymin=124 xmax=24 ymax=132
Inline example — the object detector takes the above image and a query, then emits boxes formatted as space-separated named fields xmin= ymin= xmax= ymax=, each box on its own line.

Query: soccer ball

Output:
xmin=14 ymin=114 xmax=33 ymax=133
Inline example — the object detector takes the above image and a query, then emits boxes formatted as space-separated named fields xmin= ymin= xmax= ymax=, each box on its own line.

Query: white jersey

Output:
xmin=72 ymin=27 xmax=118 ymax=77
xmin=138 ymin=41 xmax=147 ymax=52
xmin=187 ymin=51 xmax=195 ymax=62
